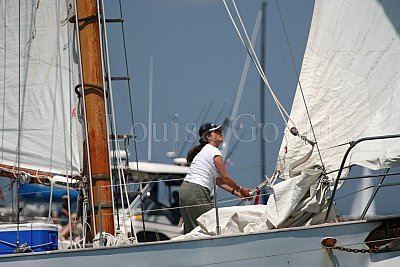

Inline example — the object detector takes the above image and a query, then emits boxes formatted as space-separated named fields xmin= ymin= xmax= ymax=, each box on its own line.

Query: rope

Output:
xmin=97 ymin=0 xmax=122 ymax=232
xmin=274 ymin=0 xmax=326 ymax=172
xmin=117 ymin=0 xmax=137 ymax=158
xmin=92 ymin=229 xmax=135 ymax=247
xmin=222 ymin=0 xmax=295 ymax=129
xmin=63 ymin=3 xmax=79 ymax=242
xmin=1 ymin=0 xmax=6 ymax=168
xmin=0 ymin=47 xmax=71 ymax=71
xmin=334 ymin=185 xmax=375 ymax=201
xmin=16 ymin=0 xmax=22 ymax=246
xmin=117 ymin=0 xmax=143 ymax=242
xmin=96 ymin=0 xmax=120 ymax=237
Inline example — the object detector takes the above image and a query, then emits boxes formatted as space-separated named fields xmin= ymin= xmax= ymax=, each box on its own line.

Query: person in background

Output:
xmin=0 ymin=186 xmax=5 ymax=207
xmin=179 ymin=122 xmax=253 ymax=234
xmin=56 ymin=194 xmax=70 ymax=228
xmin=170 ymin=191 xmax=181 ymax=225
xmin=56 ymin=194 xmax=82 ymax=240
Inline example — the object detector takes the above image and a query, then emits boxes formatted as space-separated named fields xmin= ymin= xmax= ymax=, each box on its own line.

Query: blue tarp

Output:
xmin=20 ymin=184 xmax=78 ymax=200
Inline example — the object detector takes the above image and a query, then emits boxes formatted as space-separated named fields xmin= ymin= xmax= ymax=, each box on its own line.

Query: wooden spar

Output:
xmin=0 ymin=163 xmax=81 ymax=185
xmin=0 ymin=163 xmax=54 ymax=183
xmin=76 ymin=1 xmax=114 ymax=236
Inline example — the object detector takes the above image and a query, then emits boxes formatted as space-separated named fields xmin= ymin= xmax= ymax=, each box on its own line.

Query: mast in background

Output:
xmin=76 ymin=0 xmax=114 ymax=236
xmin=148 ymin=55 xmax=153 ymax=162
xmin=221 ymin=11 xmax=262 ymax=159
xmin=259 ymin=1 xmax=267 ymax=203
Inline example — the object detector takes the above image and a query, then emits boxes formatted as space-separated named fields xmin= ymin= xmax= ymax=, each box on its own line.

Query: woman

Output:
xmin=179 ymin=122 xmax=252 ymax=234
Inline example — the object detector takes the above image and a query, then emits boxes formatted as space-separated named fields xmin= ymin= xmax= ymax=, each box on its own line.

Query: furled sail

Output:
xmin=277 ymin=0 xmax=400 ymax=179
xmin=0 ymin=1 xmax=82 ymax=175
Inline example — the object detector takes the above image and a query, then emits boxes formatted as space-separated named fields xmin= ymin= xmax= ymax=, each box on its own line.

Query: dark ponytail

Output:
xmin=187 ymin=138 xmax=208 ymax=163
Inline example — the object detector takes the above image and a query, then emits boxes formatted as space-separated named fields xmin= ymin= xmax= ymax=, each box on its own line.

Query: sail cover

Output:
xmin=0 ymin=1 xmax=82 ymax=175
xmin=277 ymin=0 xmax=400 ymax=179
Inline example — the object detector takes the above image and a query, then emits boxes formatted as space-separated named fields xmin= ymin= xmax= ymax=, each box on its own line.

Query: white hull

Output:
xmin=1 ymin=219 xmax=399 ymax=267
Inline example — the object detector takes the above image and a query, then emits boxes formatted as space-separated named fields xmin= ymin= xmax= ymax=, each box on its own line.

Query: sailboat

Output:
xmin=1 ymin=0 xmax=400 ymax=266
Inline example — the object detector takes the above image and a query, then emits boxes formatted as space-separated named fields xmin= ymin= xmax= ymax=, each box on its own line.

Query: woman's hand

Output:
xmin=238 ymin=187 xmax=253 ymax=201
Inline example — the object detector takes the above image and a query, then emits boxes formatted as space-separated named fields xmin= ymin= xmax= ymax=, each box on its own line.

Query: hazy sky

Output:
xmin=104 ymin=0 xmax=314 ymax=195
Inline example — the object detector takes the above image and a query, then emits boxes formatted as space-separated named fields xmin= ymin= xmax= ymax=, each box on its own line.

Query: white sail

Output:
xmin=0 ymin=1 xmax=82 ymax=175
xmin=277 ymin=0 xmax=400 ymax=179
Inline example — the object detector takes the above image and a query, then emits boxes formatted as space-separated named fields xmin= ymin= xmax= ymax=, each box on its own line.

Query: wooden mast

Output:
xmin=76 ymin=0 xmax=114 ymax=236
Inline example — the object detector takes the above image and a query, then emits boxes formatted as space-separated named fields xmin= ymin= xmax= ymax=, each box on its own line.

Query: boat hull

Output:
xmin=0 ymin=219 xmax=399 ymax=267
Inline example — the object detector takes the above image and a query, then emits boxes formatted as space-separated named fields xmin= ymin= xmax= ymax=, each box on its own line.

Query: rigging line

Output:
xmin=73 ymin=0 xmax=97 ymax=238
xmin=101 ymin=1 xmax=136 ymax=241
xmin=222 ymin=7 xmax=261 ymax=159
xmin=105 ymin=182 xmax=332 ymax=207
xmin=274 ymin=0 xmax=326 ymax=171
xmin=325 ymin=165 xmax=352 ymax=176
xmin=117 ymin=176 xmax=322 ymax=196
xmin=230 ymin=1 xmax=279 ymax=107
xmin=117 ymin=0 xmax=143 ymax=240
xmin=325 ymin=141 xmax=352 ymax=150
xmin=117 ymin=0 xmax=138 ymax=168
xmin=1 ymin=1 xmax=6 ymax=162
xmin=115 ymin=177 xmax=185 ymax=187
xmin=334 ymin=185 xmax=375 ymax=201
xmin=230 ymin=0 xmax=294 ymax=127
xmin=0 ymin=47 xmax=71 ymax=71
xmin=223 ymin=1 xmax=294 ymax=128
xmin=233 ymin=1 xmax=294 ymax=129
xmin=64 ymin=3 xmax=77 ymax=244
xmin=16 ymin=0 xmax=21 ymax=243
xmin=97 ymin=0 xmax=120 ymax=233
xmin=100 ymin=1 xmax=135 ymax=240
xmin=103 ymin=79 xmax=125 ymax=231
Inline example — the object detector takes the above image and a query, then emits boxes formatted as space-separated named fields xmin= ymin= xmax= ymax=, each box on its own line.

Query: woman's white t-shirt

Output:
xmin=184 ymin=144 xmax=222 ymax=191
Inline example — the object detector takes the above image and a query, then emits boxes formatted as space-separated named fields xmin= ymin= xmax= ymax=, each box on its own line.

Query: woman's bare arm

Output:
xmin=214 ymin=155 xmax=252 ymax=199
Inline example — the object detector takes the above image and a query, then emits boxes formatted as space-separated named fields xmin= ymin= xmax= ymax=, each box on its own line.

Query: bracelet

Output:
xmin=231 ymin=189 xmax=236 ymax=195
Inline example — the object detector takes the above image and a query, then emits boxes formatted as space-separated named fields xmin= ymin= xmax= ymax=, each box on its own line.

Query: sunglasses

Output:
xmin=211 ymin=129 xmax=223 ymax=134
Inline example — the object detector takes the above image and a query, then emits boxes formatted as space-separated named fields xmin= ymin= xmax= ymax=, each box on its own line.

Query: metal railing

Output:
xmin=325 ymin=133 xmax=400 ymax=222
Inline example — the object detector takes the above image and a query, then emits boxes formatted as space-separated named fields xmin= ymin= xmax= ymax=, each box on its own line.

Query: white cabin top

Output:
xmin=127 ymin=161 xmax=189 ymax=175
